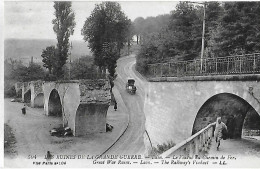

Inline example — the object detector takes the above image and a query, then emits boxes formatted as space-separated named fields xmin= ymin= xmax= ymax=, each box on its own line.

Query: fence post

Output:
xmin=227 ymin=58 xmax=229 ymax=73
xmin=215 ymin=58 xmax=218 ymax=74
xmin=240 ymin=56 xmax=242 ymax=73
xmin=205 ymin=58 xmax=207 ymax=74
xmin=152 ymin=65 xmax=156 ymax=77
xmin=253 ymin=53 xmax=256 ymax=74
xmin=194 ymin=60 xmax=197 ymax=75
xmin=177 ymin=63 xmax=179 ymax=77
xmin=189 ymin=143 xmax=193 ymax=157
xmin=185 ymin=62 xmax=187 ymax=74
xmin=168 ymin=63 xmax=171 ymax=76
xmin=194 ymin=137 xmax=199 ymax=156
xmin=160 ymin=64 xmax=163 ymax=77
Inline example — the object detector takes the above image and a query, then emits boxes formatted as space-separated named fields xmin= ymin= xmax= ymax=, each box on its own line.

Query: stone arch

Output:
xmin=17 ymin=89 xmax=22 ymax=98
xmin=48 ymin=89 xmax=62 ymax=117
xmin=192 ymin=92 xmax=260 ymax=138
xmin=34 ymin=93 xmax=44 ymax=108
xmin=24 ymin=89 xmax=31 ymax=103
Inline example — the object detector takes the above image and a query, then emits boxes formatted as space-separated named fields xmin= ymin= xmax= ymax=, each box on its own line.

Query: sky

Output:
xmin=4 ymin=1 xmax=178 ymax=40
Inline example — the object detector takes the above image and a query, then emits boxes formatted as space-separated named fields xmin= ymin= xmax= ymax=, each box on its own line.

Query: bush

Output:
xmin=150 ymin=141 xmax=176 ymax=156
xmin=4 ymin=85 xmax=16 ymax=98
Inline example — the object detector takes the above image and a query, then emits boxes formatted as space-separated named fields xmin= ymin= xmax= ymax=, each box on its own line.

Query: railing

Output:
xmin=160 ymin=122 xmax=216 ymax=158
xmin=147 ymin=53 xmax=260 ymax=77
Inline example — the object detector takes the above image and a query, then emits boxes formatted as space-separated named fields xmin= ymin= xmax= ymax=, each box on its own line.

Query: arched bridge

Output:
xmin=15 ymin=79 xmax=111 ymax=137
xmin=142 ymin=53 xmax=260 ymax=156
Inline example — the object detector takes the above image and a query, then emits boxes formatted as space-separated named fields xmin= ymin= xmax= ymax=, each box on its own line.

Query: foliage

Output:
xmin=81 ymin=1 xmax=131 ymax=76
xmin=70 ymin=56 xmax=98 ymax=80
xmin=133 ymin=15 xmax=170 ymax=44
xmin=4 ymin=59 xmax=46 ymax=97
xmin=4 ymin=83 xmax=16 ymax=98
xmin=168 ymin=2 xmax=203 ymax=60
xmin=150 ymin=141 xmax=176 ymax=156
xmin=27 ymin=62 xmax=46 ymax=81
xmin=4 ymin=59 xmax=45 ymax=82
xmin=41 ymin=46 xmax=56 ymax=74
xmin=208 ymin=2 xmax=260 ymax=57
xmin=52 ymin=1 xmax=75 ymax=79
xmin=136 ymin=1 xmax=260 ymax=77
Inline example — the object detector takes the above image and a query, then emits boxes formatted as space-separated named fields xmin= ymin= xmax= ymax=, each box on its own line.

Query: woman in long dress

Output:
xmin=214 ymin=117 xmax=227 ymax=150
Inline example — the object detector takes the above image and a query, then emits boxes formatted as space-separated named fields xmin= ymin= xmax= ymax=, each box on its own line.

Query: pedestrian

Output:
xmin=226 ymin=115 xmax=235 ymax=139
xmin=114 ymin=100 xmax=117 ymax=111
xmin=214 ymin=117 xmax=227 ymax=150
xmin=46 ymin=151 xmax=52 ymax=161
xmin=21 ymin=104 xmax=26 ymax=115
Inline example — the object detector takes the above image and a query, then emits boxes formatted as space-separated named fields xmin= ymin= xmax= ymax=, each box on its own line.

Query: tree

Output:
xmin=209 ymin=2 xmax=260 ymax=57
xmin=168 ymin=2 xmax=203 ymax=60
xmin=81 ymin=1 xmax=131 ymax=76
xmin=133 ymin=15 xmax=170 ymax=45
xmin=27 ymin=62 xmax=45 ymax=81
xmin=70 ymin=56 xmax=97 ymax=80
xmin=133 ymin=17 xmax=145 ymax=44
xmin=41 ymin=46 xmax=56 ymax=74
xmin=136 ymin=1 xmax=223 ymax=75
xmin=52 ymin=1 xmax=75 ymax=79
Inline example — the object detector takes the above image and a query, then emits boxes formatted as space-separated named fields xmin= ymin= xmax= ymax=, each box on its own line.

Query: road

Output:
xmin=208 ymin=137 xmax=260 ymax=158
xmin=4 ymin=54 xmax=147 ymax=163
xmin=104 ymin=54 xmax=147 ymax=155
xmin=4 ymin=100 xmax=63 ymax=159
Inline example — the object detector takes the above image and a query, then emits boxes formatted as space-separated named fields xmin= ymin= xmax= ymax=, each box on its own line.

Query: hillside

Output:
xmin=4 ymin=39 xmax=92 ymax=64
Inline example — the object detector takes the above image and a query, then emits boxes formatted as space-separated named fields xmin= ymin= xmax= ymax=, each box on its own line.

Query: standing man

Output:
xmin=21 ymin=104 xmax=26 ymax=115
xmin=214 ymin=117 xmax=227 ymax=150
xmin=114 ymin=100 xmax=117 ymax=111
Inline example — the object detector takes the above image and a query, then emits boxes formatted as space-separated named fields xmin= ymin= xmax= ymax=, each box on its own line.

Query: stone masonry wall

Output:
xmin=144 ymin=80 xmax=260 ymax=153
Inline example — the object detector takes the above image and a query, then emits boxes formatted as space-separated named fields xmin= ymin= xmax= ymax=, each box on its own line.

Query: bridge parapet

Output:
xmin=160 ymin=122 xmax=215 ymax=158
xmin=31 ymin=80 xmax=43 ymax=95
xmin=147 ymin=53 xmax=260 ymax=79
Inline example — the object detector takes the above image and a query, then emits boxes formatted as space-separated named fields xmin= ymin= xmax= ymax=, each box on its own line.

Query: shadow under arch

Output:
xmin=74 ymin=103 xmax=108 ymax=136
xmin=48 ymin=89 xmax=62 ymax=117
xmin=24 ymin=89 xmax=31 ymax=103
xmin=17 ymin=89 xmax=22 ymax=98
xmin=34 ymin=93 xmax=44 ymax=108
xmin=192 ymin=93 xmax=260 ymax=138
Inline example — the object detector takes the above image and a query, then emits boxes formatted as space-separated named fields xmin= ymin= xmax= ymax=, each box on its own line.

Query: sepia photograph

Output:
xmin=2 ymin=0 xmax=260 ymax=168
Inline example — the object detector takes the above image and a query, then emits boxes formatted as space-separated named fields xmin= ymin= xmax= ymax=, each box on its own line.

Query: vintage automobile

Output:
xmin=50 ymin=126 xmax=73 ymax=137
xmin=126 ymin=78 xmax=137 ymax=94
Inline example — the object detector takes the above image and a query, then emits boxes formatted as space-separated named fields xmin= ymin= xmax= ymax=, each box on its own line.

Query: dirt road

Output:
xmin=4 ymin=93 xmax=129 ymax=167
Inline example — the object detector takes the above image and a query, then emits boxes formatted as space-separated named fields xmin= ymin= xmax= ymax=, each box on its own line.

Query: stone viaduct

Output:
xmin=20 ymin=80 xmax=44 ymax=108
xmin=15 ymin=79 xmax=111 ymax=136
xmin=143 ymin=75 xmax=260 ymax=151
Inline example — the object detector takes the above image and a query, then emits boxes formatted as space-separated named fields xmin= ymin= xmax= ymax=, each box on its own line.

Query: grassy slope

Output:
xmin=4 ymin=124 xmax=17 ymax=158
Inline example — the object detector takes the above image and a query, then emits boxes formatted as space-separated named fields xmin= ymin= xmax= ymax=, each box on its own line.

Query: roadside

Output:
xmin=4 ymin=124 xmax=17 ymax=158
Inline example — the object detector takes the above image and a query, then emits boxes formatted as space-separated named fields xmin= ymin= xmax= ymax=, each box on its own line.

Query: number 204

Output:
xmin=28 ymin=155 xmax=37 ymax=159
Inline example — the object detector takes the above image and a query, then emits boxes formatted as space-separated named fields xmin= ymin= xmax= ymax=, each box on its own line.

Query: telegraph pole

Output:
xmin=201 ymin=2 xmax=206 ymax=71
xmin=189 ymin=1 xmax=206 ymax=71
xmin=68 ymin=41 xmax=72 ymax=80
